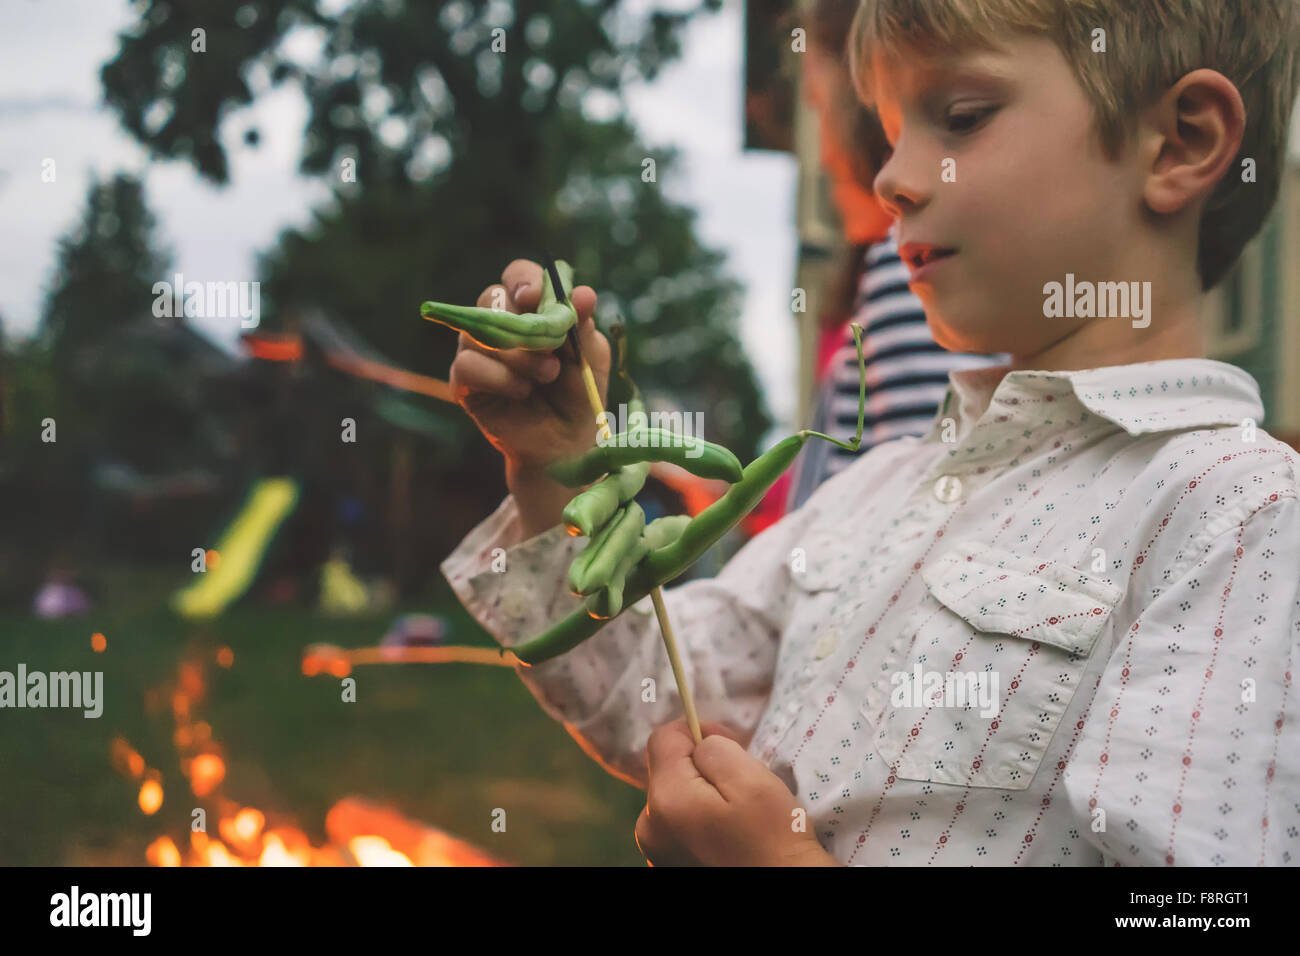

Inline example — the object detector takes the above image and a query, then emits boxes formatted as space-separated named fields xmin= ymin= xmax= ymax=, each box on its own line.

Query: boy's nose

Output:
xmin=872 ymin=148 xmax=927 ymax=220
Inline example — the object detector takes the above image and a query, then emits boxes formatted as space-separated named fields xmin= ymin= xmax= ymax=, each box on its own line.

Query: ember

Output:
xmin=114 ymin=644 xmax=504 ymax=866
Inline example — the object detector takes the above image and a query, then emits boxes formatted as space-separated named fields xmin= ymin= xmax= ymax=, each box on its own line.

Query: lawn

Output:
xmin=0 ymin=568 xmax=648 ymax=866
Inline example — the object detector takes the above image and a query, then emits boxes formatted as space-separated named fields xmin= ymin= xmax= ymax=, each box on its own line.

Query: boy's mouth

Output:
xmin=899 ymin=242 xmax=958 ymax=272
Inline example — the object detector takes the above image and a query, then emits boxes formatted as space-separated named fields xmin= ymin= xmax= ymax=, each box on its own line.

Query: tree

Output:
xmin=100 ymin=0 xmax=772 ymax=469
xmin=40 ymin=174 xmax=171 ymax=377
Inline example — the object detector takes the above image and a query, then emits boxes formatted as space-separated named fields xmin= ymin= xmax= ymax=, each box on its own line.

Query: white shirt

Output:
xmin=442 ymin=358 xmax=1300 ymax=866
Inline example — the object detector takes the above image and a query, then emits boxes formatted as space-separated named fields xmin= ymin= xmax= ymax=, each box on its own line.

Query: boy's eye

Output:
xmin=946 ymin=107 xmax=993 ymax=133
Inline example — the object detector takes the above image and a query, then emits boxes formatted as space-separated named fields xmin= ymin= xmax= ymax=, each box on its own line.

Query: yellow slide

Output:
xmin=172 ymin=478 xmax=300 ymax=619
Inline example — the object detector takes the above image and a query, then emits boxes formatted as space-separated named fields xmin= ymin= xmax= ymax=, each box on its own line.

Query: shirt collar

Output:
xmin=926 ymin=358 xmax=1263 ymax=445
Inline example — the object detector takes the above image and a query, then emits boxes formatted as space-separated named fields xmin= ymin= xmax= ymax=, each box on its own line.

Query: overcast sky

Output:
xmin=0 ymin=0 xmax=802 ymax=430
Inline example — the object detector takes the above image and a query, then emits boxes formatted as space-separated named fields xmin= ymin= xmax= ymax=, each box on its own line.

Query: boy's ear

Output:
xmin=1140 ymin=68 xmax=1245 ymax=216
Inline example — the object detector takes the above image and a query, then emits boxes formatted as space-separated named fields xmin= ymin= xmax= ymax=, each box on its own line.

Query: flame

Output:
xmin=138 ymin=778 xmax=163 ymax=815
xmin=111 ymin=737 xmax=145 ymax=778
xmin=189 ymin=753 xmax=225 ymax=797
xmin=122 ymin=647 xmax=504 ymax=866
xmin=348 ymin=836 xmax=413 ymax=867
xmin=146 ymin=836 xmax=182 ymax=867
xmin=203 ymin=840 xmax=241 ymax=867
xmin=258 ymin=834 xmax=303 ymax=867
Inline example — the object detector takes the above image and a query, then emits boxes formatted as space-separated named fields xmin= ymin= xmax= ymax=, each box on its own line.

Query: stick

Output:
xmin=543 ymin=254 xmax=703 ymax=744
xmin=651 ymin=587 xmax=702 ymax=743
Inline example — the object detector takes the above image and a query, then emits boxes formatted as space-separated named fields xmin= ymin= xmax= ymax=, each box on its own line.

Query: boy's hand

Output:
xmin=634 ymin=718 xmax=842 ymax=866
xmin=447 ymin=258 xmax=610 ymax=473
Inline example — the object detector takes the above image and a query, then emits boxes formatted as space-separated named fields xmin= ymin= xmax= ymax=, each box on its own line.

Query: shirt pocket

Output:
xmin=859 ymin=540 xmax=1121 ymax=790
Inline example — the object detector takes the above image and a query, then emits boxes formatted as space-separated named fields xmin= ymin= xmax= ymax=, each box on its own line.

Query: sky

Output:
xmin=0 ymin=0 xmax=802 ymax=430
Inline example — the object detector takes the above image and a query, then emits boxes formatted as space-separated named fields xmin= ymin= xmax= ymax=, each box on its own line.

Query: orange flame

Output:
xmin=146 ymin=836 xmax=182 ymax=867
xmin=138 ymin=778 xmax=163 ymax=815
xmin=189 ymin=753 xmax=225 ymax=797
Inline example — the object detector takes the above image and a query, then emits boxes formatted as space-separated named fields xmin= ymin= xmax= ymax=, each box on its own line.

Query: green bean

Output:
xmin=645 ymin=435 xmax=808 ymax=583
xmin=584 ymin=513 xmax=692 ymax=619
xmin=584 ymin=539 xmax=648 ymax=620
xmin=508 ymin=323 xmax=869 ymax=666
xmin=562 ymin=462 xmax=650 ymax=537
xmin=420 ymin=259 xmax=577 ymax=350
xmin=567 ymin=501 xmax=633 ymax=595
xmin=513 ymin=437 xmax=807 ymax=663
xmin=642 ymin=513 xmax=692 ymax=552
xmin=561 ymin=391 xmax=651 ymax=537
xmin=572 ymin=500 xmax=645 ymax=595
xmin=546 ymin=430 xmax=743 ymax=486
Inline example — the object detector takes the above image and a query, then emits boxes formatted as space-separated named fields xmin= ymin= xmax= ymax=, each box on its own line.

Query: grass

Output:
xmin=0 ymin=567 xmax=648 ymax=866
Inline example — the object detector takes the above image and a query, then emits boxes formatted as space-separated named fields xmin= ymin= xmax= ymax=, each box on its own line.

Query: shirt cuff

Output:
xmin=440 ymin=494 xmax=588 ymax=646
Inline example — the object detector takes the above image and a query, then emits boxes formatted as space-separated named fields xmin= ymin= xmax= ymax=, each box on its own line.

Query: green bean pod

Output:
xmin=419 ymin=259 xmax=577 ymax=350
xmin=546 ymin=430 xmax=743 ymax=486
xmin=646 ymin=434 xmax=808 ymax=583
xmin=572 ymin=500 xmax=645 ymax=595
xmin=567 ymin=501 xmax=632 ymax=595
xmin=642 ymin=513 xmax=692 ymax=552
xmin=584 ymin=513 xmax=692 ymax=619
xmin=419 ymin=300 xmax=574 ymax=350
xmin=562 ymin=462 xmax=650 ymax=537
xmin=510 ymin=324 xmax=870 ymax=666
xmin=584 ymin=539 xmax=648 ymax=620
xmin=511 ymin=440 xmax=804 ymax=665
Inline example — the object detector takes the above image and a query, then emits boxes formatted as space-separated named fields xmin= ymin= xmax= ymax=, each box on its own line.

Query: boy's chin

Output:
xmin=927 ymin=315 xmax=1006 ymax=357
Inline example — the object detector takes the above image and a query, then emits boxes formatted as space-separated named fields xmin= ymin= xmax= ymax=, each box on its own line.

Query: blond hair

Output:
xmin=848 ymin=0 xmax=1300 ymax=290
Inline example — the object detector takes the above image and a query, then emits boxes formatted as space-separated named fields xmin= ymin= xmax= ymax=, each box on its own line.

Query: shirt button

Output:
xmin=814 ymin=629 xmax=839 ymax=659
xmin=500 ymin=586 xmax=533 ymax=620
xmin=933 ymin=474 xmax=963 ymax=503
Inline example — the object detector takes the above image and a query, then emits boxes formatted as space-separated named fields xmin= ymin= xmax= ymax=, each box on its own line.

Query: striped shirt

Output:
xmin=786 ymin=230 xmax=1007 ymax=511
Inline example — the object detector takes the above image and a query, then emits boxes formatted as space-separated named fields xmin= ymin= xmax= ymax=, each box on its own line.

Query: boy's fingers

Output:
xmin=646 ymin=718 xmax=700 ymax=781
xmin=698 ymin=720 xmax=749 ymax=747
xmin=448 ymin=348 xmax=534 ymax=402
xmin=475 ymin=283 xmax=516 ymax=312
xmin=570 ymin=285 xmax=597 ymax=320
xmin=501 ymin=259 xmax=544 ymax=310
xmin=457 ymin=331 xmax=561 ymax=383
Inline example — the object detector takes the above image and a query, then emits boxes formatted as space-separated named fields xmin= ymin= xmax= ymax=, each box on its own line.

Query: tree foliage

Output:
xmin=100 ymin=0 xmax=772 ymax=466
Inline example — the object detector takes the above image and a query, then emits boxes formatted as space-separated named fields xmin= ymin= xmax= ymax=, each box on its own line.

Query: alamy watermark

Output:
xmin=890 ymin=664 xmax=999 ymax=718
xmin=50 ymin=886 xmax=150 ymax=936
xmin=595 ymin=402 xmax=706 ymax=457
xmin=0 ymin=664 xmax=102 ymax=718
xmin=152 ymin=273 xmax=260 ymax=328
xmin=1042 ymin=273 xmax=1151 ymax=328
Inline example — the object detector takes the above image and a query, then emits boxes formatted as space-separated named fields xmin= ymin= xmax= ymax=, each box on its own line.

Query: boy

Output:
xmin=442 ymin=0 xmax=1300 ymax=866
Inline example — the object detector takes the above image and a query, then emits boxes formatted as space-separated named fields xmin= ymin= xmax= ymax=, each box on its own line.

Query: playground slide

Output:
xmin=171 ymin=478 xmax=301 ymax=619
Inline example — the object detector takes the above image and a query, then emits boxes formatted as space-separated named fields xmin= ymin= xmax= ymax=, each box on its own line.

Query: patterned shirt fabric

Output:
xmin=787 ymin=230 xmax=1007 ymax=512
xmin=441 ymin=358 xmax=1299 ymax=866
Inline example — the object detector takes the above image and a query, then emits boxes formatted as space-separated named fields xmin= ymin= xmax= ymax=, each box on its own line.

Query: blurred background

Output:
xmin=1 ymin=0 xmax=1297 ymax=866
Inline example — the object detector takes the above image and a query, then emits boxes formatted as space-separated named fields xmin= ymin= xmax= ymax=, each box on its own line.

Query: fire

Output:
xmin=111 ymin=737 xmax=145 ymax=778
xmin=138 ymin=778 xmax=163 ymax=815
xmin=348 ymin=836 xmax=413 ymax=867
xmin=146 ymin=836 xmax=181 ymax=867
xmin=189 ymin=753 xmax=225 ymax=797
xmin=115 ymin=646 xmax=505 ymax=866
